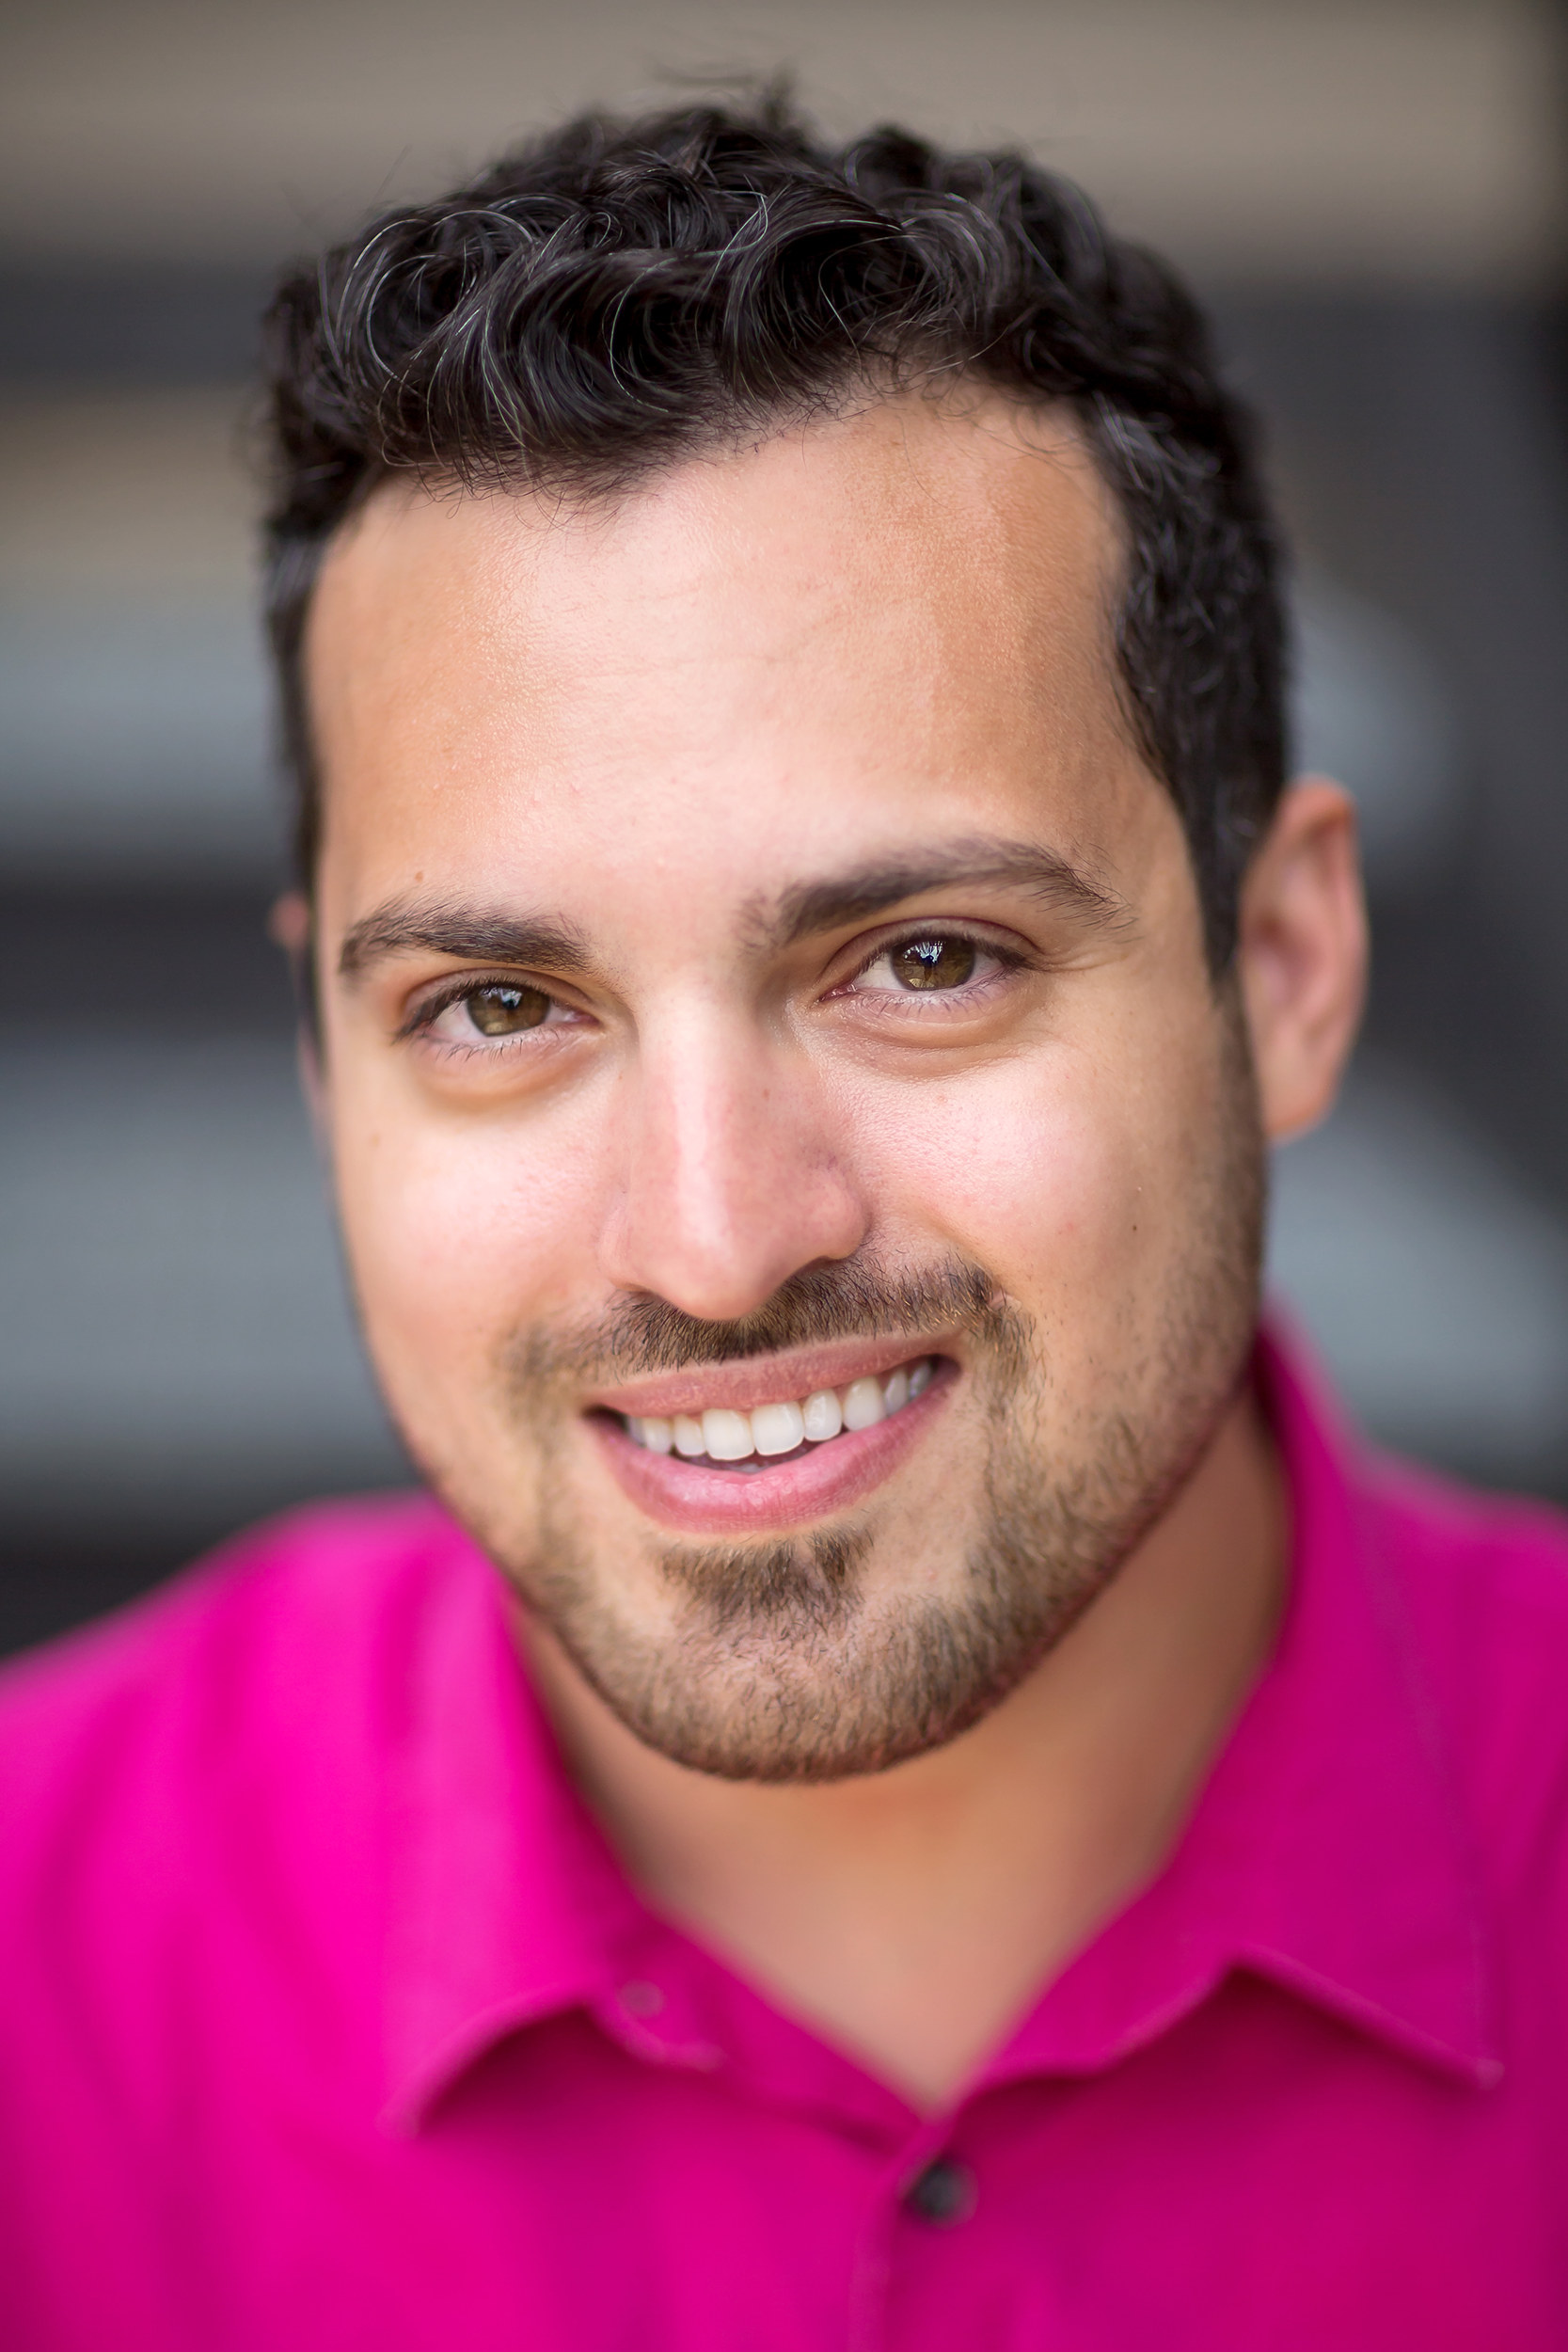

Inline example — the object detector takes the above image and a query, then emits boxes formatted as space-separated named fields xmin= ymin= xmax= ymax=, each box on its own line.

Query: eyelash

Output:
xmin=837 ymin=926 xmax=1030 ymax=1000
xmin=400 ymin=925 xmax=1030 ymax=1057
xmin=398 ymin=977 xmax=580 ymax=1052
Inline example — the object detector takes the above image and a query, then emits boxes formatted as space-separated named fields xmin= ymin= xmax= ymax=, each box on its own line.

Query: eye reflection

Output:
xmin=465 ymin=983 xmax=553 ymax=1035
xmin=888 ymin=936 xmax=978 ymax=991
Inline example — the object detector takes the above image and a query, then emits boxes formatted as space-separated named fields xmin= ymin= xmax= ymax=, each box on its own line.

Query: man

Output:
xmin=4 ymin=97 xmax=1566 ymax=2348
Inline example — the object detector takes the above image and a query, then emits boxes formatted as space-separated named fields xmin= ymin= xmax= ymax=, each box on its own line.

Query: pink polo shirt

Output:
xmin=4 ymin=1333 xmax=1568 ymax=2347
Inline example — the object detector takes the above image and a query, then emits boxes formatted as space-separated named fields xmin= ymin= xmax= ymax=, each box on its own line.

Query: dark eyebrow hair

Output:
xmin=338 ymin=898 xmax=591 ymax=980
xmin=338 ymin=845 xmax=1131 ymax=979
xmin=758 ymin=836 xmax=1133 ymax=951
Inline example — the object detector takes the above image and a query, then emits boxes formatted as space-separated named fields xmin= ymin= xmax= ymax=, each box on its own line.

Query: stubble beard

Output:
xmin=460 ymin=1004 xmax=1266 ymax=1784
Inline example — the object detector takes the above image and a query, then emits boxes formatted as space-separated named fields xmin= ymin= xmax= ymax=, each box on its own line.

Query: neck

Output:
xmin=521 ymin=1383 xmax=1284 ymax=2110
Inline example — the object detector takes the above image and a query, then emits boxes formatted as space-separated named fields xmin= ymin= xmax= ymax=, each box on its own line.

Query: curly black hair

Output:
xmin=262 ymin=94 xmax=1287 ymax=967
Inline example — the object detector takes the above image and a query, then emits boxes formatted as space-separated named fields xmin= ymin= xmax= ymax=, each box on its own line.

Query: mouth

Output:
xmin=587 ymin=1351 xmax=954 ymax=1535
xmin=626 ymin=1352 xmax=934 ymax=1468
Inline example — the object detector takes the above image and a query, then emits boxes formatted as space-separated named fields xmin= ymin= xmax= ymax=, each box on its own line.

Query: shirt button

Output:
xmin=903 ymin=2155 xmax=976 ymax=2226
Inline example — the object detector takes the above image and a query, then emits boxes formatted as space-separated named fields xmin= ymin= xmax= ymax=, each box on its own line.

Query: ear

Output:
xmin=267 ymin=890 xmax=311 ymax=959
xmin=268 ymin=890 xmax=325 ymax=1126
xmin=1237 ymin=779 xmax=1368 ymax=1143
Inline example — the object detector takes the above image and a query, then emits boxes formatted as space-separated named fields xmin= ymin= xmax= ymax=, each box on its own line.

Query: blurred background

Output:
xmin=4 ymin=0 xmax=1568 ymax=1653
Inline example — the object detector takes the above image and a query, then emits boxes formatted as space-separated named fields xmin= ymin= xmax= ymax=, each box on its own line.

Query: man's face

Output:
xmin=307 ymin=395 xmax=1264 ymax=1781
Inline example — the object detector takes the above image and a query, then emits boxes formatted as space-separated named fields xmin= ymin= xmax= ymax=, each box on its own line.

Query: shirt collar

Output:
xmin=992 ymin=1325 xmax=1502 ymax=2092
xmin=382 ymin=1323 xmax=1502 ymax=2130
xmin=380 ymin=1542 xmax=635 ymax=2131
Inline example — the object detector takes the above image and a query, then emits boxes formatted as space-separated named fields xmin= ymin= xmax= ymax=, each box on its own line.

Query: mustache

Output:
xmin=508 ymin=1252 xmax=1019 ymax=1392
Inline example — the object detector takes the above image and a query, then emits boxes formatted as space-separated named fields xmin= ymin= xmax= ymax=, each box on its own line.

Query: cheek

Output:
xmin=863 ymin=1043 xmax=1201 ymax=1314
xmin=328 ymin=1086 xmax=604 ymax=1387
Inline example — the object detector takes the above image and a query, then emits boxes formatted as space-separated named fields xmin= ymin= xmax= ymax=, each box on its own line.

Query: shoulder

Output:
xmin=1364 ymin=1451 xmax=1568 ymax=1669
xmin=0 ymin=1493 xmax=499 ymax=2220
xmin=1359 ymin=1454 xmax=1568 ymax=1883
xmin=0 ymin=1491 xmax=477 ymax=1878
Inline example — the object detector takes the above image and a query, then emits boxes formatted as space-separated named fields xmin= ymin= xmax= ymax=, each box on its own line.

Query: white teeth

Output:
xmin=842 ymin=1375 xmax=886 ymax=1432
xmin=626 ymin=1359 xmax=933 ymax=1458
xmin=801 ymin=1388 xmax=843 ymax=1442
xmin=752 ymin=1399 xmax=806 ymax=1455
xmin=702 ymin=1407 xmax=754 ymax=1461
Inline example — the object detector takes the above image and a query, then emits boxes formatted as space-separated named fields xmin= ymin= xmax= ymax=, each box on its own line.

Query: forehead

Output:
xmin=305 ymin=392 xmax=1158 ymax=917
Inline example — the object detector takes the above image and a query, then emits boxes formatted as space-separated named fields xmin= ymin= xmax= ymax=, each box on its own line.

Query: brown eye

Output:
xmin=890 ymin=936 xmax=977 ymax=991
xmin=465 ymin=983 xmax=552 ymax=1036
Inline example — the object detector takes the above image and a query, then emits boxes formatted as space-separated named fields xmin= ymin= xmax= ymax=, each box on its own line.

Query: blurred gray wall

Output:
xmin=5 ymin=0 xmax=1568 ymax=1649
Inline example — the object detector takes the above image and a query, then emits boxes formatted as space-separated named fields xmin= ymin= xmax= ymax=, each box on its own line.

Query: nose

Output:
xmin=599 ymin=1008 xmax=869 ymax=1325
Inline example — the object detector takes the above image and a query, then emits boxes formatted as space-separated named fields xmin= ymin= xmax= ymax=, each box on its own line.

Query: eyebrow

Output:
xmin=338 ymin=899 xmax=591 ymax=981
xmin=338 ymin=838 xmax=1132 ymax=981
xmin=757 ymin=836 xmax=1133 ymax=950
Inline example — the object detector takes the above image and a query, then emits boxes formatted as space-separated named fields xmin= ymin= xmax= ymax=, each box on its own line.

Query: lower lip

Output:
xmin=589 ymin=1361 xmax=955 ymax=1535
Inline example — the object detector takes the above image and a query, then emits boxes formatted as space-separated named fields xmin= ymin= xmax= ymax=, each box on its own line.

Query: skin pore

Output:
xmin=298 ymin=391 xmax=1366 ymax=2107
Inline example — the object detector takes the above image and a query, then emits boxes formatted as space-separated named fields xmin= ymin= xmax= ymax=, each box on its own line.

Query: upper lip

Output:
xmin=584 ymin=1334 xmax=958 ymax=1420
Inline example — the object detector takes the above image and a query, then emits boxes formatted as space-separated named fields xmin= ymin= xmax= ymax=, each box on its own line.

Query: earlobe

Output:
xmin=1238 ymin=778 xmax=1368 ymax=1144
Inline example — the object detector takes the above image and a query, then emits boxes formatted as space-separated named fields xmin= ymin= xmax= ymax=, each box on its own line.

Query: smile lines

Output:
xmin=623 ymin=1358 xmax=934 ymax=1471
